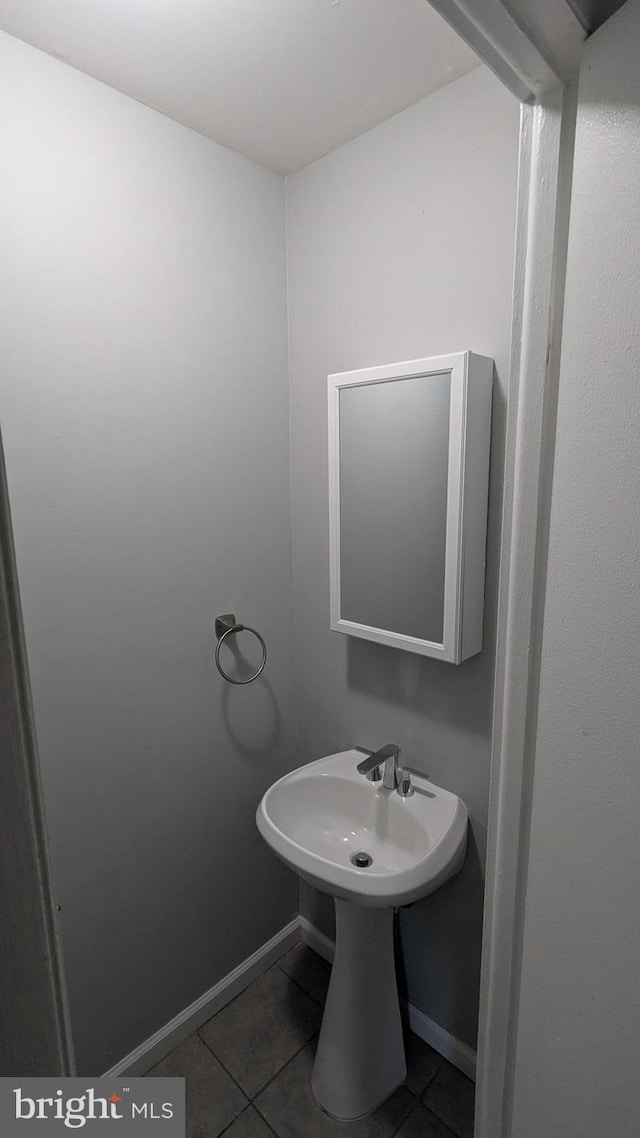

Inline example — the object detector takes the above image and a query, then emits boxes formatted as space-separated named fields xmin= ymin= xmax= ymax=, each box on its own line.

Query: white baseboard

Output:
xmin=105 ymin=913 xmax=476 ymax=1083
xmin=299 ymin=916 xmax=477 ymax=1082
xmin=299 ymin=916 xmax=335 ymax=964
xmin=103 ymin=918 xmax=301 ymax=1077
xmin=404 ymin=1001 xmax=476 ymax=1082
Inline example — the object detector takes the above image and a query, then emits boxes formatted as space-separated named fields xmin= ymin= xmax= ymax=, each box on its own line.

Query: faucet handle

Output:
xmin=356 ymin=743 xmax=401 ymax=790
xmin=397 ymin=769 xmax=414 ymax=798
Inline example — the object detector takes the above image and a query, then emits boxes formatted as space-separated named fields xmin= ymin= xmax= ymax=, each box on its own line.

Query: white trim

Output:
xmin=427 ymin=0 xmax=584 ymax=101
xmin=415 ymin=8 xmax=583 ymax=1136
xmin=328 ymin=352 xmax=492 ymax=664
xmin=475 ymin=87 xmax=577 ymax=1138
xmin=299 ymin=917 xmax=476 ymax=1082
xmin=103 ymin=918 xmax=301 ymax=1078
xmin=299 ymin=915 xmax=335 ymax=964
xmin=405 ymin=1002 xmax=476 ymax=1083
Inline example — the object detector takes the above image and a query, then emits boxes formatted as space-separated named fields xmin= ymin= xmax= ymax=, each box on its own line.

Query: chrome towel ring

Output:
xmin=214 ymin=613 xmax=267 ymax=685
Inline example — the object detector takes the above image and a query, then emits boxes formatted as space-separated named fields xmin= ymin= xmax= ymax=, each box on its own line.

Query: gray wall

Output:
xmin=0 ymin=431 xmax=73 ymax=1076
xmin=286 ymin=66 xmax=519 ymax=1049
xmin=566 ymin=0 xmax=626 ymax=31
xmin=510 ymin=2 xmax=640 ymax=1134
xmin=0 ymin=32 xmax=297 ymax=1075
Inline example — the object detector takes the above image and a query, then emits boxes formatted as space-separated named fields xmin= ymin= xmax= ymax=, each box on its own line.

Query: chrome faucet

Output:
xmin=356 ymin=743 xmax=401 ymax=791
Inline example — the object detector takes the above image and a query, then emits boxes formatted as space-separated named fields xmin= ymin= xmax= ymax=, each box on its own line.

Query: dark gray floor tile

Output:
xmin=277 ymin=943 xmax=332 ymax=1007
xmin=423 ymin=1061 xmax=475 ymax=1138
xmin=254 ymin=1042 xmax=414 ymax=1138
xmin=220 ymin=1106 xmax=275 ymax=1138
xmin=147 ymin=1032 xmax=247 ymax=1138
xmin=394 ymin=1103 xmax=458 ymax=1138
xmin=403 ymin=1032 xmax=442 ymax=1096
xmin=199 ymin=965 xmax=321 ymax=1098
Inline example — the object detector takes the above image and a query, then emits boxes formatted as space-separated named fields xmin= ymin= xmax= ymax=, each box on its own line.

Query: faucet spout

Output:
xmin=356 ymin=744 xmax=401 ymax=790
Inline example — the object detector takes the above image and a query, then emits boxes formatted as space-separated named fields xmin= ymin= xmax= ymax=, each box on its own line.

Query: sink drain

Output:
xmin=351 ymin=851 xmax=373 ymax=868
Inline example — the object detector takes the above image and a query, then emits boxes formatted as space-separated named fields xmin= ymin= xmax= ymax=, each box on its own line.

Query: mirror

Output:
xmin=339 ymin=371 xmax=451 ymax=643
xmin=328 ymin=352 xmax=493 ymax=663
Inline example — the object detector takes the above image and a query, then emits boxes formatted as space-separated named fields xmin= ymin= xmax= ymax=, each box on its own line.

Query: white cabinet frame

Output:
xmin=328 ymin=351 xmax=492 ymax=664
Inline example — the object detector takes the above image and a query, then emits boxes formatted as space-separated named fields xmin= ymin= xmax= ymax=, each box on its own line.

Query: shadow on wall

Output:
xmin=221 ymin=678 xmax=281 ymax=756
xmin=397 ymin=826 xmax=485 ymax=1047
xmin=346 ymin=636 xmax=493 ymax=743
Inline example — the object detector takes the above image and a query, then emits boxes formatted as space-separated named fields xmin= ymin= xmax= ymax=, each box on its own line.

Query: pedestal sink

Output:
xmin=256 ymin=748 xmax=468 ymax=1120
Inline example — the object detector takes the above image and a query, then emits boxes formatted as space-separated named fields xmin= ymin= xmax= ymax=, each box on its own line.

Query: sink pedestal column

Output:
xmin=311 ymin=899 xmax=406 ymax=1119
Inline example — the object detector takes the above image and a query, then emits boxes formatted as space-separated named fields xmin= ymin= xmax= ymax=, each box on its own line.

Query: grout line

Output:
xmin=389 ymin=1098 xmax=420 ymax=1138
xmin=252 ymin=1032 xmax=319 ymax=1105
xmin=198 ymin=1015 xmax=319 ymax=1110
xmin=423 ymin=1092 xmax=470 ymax=1138
xmin=194 ymin=961 xmax=284 ymax=1095
xmin=252 ymin=1098 xmax=290 ymax=1138
xmin=216 ymin=1103 xmax=281 ymax=1138
xmin=192 ymin=952 xmax=324 ymax=1107
xmin=196 ymin=1031 xmax=252 ymax=1105
xmin=419 ymin=1057 xmax=445 ymax=1098
xmin=215 ymin=1105 xmax=254 ymax=1138
xmin=392 ymin=1104 xmax=416 ymax=1138
xmin=276 ymin=960 xmax=326 ymax=1010
xmin=423 ymin=1105 xmax=459 ymax=1138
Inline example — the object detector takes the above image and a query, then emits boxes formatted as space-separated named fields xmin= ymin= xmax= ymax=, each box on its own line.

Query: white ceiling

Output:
xmin=0 ymin=0 xmax=479 ymax=174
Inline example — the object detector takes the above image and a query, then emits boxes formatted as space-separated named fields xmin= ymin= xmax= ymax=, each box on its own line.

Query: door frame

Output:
xmin=426 ymin=2 xmax=582 ymax=1134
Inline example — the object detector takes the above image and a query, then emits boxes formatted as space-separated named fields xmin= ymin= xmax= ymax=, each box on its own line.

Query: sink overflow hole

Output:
xmin=351 ymin=851 xmax=373 ymax=868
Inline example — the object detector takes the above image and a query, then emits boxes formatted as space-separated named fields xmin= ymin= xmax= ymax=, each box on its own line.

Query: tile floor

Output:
xmin=147 ymin=944 xmax=475 ymax=1138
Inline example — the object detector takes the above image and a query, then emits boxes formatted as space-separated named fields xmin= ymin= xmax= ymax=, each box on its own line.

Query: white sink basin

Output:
xmin=256 ymin=748 xmax=469 ymax=1120
xmin=256 ymin=748 xmax=467 ymax=908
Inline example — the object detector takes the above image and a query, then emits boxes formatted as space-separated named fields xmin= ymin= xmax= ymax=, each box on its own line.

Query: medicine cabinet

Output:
xmin=328 ymin=351 xmax=493 ymax=663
